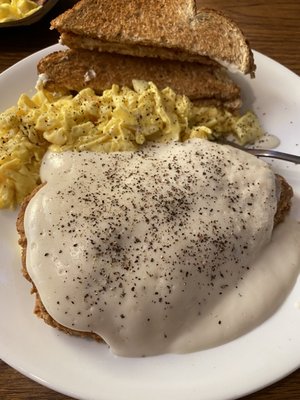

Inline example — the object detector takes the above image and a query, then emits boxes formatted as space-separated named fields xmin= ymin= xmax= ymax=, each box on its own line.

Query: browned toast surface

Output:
xmin=51 ymin=0 xmax=255 ymax=74
xmin=59 ymin=32 xmax=217 ymax=66
xmin=37 ymin=49 xmax=241 ymax=110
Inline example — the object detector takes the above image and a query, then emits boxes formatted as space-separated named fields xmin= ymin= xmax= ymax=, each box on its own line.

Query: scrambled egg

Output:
xmin=0 ymin=0 xmax=41 ymax=22
xmin=0 ymin=80 xmax=264 ymax=208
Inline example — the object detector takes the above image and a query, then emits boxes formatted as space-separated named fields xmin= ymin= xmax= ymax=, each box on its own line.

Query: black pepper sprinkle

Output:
xmin=38 ymin=140 xmax=276 ymax=352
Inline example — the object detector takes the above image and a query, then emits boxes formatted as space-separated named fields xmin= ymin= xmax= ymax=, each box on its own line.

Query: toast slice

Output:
xmin=50 ymin=0 xmax=255 ymax=75
xmin=37 ymin=49 xmax=241 ymax=110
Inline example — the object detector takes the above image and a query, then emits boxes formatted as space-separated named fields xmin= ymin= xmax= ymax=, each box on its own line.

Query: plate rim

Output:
xmin=0 ymin=44 xmax=300 ymax=400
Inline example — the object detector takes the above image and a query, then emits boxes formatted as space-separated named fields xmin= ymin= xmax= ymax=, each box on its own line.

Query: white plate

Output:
xmin=0 ymin=44 xmax=300 ymax=400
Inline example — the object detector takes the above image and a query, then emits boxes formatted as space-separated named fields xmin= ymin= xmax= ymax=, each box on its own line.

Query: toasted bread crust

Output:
xmin=51 ymin=0 xmax=255 ymax=74
xmin=16 ymin=172 xmax=292 ymax=341
xmin=37 ymin=49 xmax=241 ymax=110
xmin=59 ymin=32 xmax=217 ymax=66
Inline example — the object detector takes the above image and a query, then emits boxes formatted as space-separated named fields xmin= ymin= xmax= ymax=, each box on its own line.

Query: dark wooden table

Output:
xmin=0 ymin=1 xmax=299 ymax=399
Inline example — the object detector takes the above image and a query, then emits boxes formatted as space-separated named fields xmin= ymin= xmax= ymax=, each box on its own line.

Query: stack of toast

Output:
xmin=38 ymin=0 xmax=257 ymax=111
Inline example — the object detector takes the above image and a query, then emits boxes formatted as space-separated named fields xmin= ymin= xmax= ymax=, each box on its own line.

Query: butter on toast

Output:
xmin=37 ymin=49 xmax=241 ymax=110
xmin=50 ymin=0 xmax=255 ymax=75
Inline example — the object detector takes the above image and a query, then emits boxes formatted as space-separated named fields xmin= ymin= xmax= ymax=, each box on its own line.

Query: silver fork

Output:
xmin=217 ymin=138 xmax=300 ymax=164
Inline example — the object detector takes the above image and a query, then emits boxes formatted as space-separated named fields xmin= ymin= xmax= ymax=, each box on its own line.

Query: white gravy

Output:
xmin=253 ymin=133 xmax=281 ymax=149
xmin=24 ymin=139 xmax=300 ymax=357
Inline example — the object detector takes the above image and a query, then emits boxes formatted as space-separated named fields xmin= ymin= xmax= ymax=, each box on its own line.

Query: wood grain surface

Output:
xmin=0 ymin=1 xmax=299 ymax=399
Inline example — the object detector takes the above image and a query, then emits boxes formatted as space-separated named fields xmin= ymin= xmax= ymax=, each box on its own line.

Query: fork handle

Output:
xmin=246 ymin=149 xmax=300 ymax=164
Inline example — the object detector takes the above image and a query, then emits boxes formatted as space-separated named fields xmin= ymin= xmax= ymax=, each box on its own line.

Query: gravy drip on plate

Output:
xmin=24 ymin=139 xmax=300 ymax=356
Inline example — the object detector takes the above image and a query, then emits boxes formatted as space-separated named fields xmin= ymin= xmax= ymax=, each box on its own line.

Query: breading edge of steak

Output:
xmin=16 ymin=173 xmax=293 ymax=341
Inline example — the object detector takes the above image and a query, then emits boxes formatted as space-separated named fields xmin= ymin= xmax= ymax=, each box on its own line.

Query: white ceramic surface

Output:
xmin=0 ymin=45 xmax=299 ymax=400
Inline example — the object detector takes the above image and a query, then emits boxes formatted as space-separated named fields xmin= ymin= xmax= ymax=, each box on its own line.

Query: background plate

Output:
xmin=0 ymin=45 xmax=300 ymax=400
xmin=0 ymin=0 xmax=59 ymax=28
